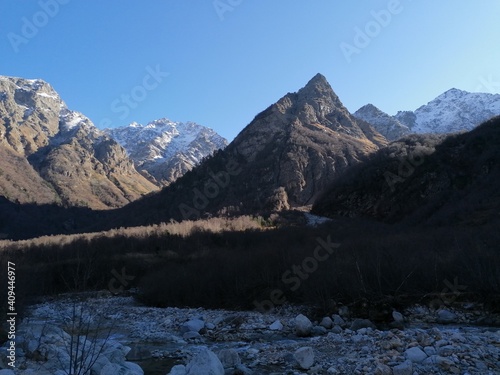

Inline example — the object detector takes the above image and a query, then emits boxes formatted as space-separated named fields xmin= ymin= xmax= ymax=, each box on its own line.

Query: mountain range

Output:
xmin=0 ymin=76 xmax=158 ymax=209
xmin=103 ymin=73 xmax=388 ymax=228
xmin=104 ymin=119 xmax=227 ymax=186
xmin=1 ymin=73 xmax=499 ymax=239
xmin=355 ymin=88 xmax=500 ymax=140
xmin=0 ymin=76 xmax=227 ymax=210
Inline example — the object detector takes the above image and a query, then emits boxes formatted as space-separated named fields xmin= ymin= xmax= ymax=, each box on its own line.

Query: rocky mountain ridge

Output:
xmin=354 ymin=104 xmax=411 ymax=141
xmin=105 ymin=73 xmax=388 ymax=228
xmin=0 ymin=76 xmax=158 ymax=209
xmin=227 ymin=73 xmax=387 ymax=208
xmin=104 ymin=119 xmax=227 ymax=186
xmin=355 ymin=89 xmax=500 ymax=140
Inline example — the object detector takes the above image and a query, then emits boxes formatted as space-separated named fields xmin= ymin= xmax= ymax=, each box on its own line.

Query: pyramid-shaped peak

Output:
xmin=309 ymin=73 xmax=328 ymax=83
xmin=296 ymin=73 xmax=340 ymax=106
xmin=302 ymin=73 xmax=332 ymax=90
xmin=356 ymin=103 xmax=381 ymax=113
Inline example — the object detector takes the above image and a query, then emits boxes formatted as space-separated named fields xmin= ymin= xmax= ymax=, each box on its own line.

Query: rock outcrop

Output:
xmin=0 ymin=76 xmax=158 ymax=209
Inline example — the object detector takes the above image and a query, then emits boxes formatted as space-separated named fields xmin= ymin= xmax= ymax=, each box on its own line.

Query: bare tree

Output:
xmin=58 ymin=301 xmax=114 ymax=375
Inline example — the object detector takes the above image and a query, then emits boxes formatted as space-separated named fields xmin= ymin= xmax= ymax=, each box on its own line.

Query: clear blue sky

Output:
xmin=1 ymin=1 xmax=499 ymax=141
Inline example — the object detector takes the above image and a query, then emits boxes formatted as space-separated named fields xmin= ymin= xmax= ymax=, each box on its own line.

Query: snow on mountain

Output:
xmin=354 ymin=104 xmax=411 ymax=140
xmin=395 ymin=88 xmax=500 ymax=134
xmin=105 ymin=119 xmax=228 ymax=185
xmin=355 ymin=89 xmax=500 ymax=140
xmin=0 ymin=75 xmax=158 ymax=209
xmin=59 ymin=108 xmax=93 ymax=131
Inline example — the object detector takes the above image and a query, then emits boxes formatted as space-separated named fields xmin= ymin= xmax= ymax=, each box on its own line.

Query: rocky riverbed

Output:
xmin=1 ymin=293 xmax=499 ymax=374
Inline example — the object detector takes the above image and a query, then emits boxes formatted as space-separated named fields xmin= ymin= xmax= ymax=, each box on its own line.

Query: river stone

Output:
xmin=217 ymin=348 xmax=241 ymax=368
xmin=350 ymin=319 xmax=376 ymax=331
xmin=181 ymin=319 xmax=205 ymax=333
xmin=331 ymin=325 xmax=343 ymax=334
xmin=234 ymin=364 xmax=253 ymax=374
xmin=374 ymin=363 xmax=392 ymax=375
xmin=269 ymin=320 xmax=283 ymax=331
xmin=294 ymin=314 xmax=312 ymax=337
xmin=405 ymin=346 xmax=427 ymax=363
xmin=294 ymin=347 xmax=315 ymax=370
xmin=168 ymin=364 xmax=186 ymax=375
xmin=331 ymin=314 xmax=345 ymax=327
xmin=312 ymin=325 xmax=328 ymax=336
xmin=392 ymin=359 xmax=413 ymax=375
xmin=100 ymin=363 xmax=124 ymax=375
xmin=183 ymin=331 xmax=201 ymax=340
xmin=185 ymin=348 xmax=224 ymax=375
xmin=437 ymin=309 xmax=458 ymax=323
xmin=123 ymin=361 xmax=144 ymax=374
xmin=320 ymin=317 xmax=333 ymax=329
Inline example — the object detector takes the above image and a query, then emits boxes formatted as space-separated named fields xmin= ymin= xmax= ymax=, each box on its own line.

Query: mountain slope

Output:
xmin=312 ymin=116 xmax=500 ymax=226
xmin=395 ymin=88 xmax=500 ymax=133
xmin=355 ymin=89 xmax=500 ymax=139
xmin=354 ymin=104 xmax=411 ymax=141
xmin=227 ymin=73 xmax=387 ymax=207
xmin=101 ymin=73 xmax=388 ymax=228
xmin=105 ymin=119 xmax=227 ymax=186
xmin=0 ymin=76 xmax=158 ymax=209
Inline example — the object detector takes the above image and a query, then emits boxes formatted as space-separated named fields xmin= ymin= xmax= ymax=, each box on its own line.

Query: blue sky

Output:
xmin=1 ymin=1 xmax=499 ymax=141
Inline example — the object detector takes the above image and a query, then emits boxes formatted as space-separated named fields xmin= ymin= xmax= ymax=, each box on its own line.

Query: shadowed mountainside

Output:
xmin=313 ymin=116 xmax=500 ymax=226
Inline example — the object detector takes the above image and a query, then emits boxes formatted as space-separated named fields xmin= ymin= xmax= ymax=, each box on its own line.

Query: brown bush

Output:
xmin=1 ymin=215 xmax=499 ymax=316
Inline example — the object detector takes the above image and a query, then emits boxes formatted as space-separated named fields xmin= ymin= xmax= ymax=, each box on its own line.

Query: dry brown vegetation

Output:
xmin=1 ymin=214 xmax=499 ymax=321
xmin=0 ymin=215 xmax=264 ymax=251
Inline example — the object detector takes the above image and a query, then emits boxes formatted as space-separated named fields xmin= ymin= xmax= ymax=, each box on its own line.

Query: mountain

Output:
xmin=355 ymin=89 xmax=500 ymax=140
xmin=0 ymin=76 xmax=158 ymax=210
xmin=102 ymin=73 xmax=388 ymax=228
xmin=225 ymin=73 xmax=387 ymax=208
xmin=104 ymin=119 xmax=227 ymax=186
xmin=354 ymin=104 xmax=411 ymax=141
xmin=312 ymin=116 xmax=500 ymax=226
xmin=396 ymin=88 xmax=500 ymax=134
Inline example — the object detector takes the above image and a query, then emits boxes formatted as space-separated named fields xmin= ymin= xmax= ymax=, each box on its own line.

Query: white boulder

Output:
xmin=404 ymin=347 xmax=427 ymax=363
xmin=294 ymin=346 xmax=315 ymax=370
xmin=185 ymin=348 xmax=224 ymax=375
xmin=180 ymin=319 xmax=205 ymax=333
xmin=294 ymin=314 xmax=312 ymax=337
xmin=269 ymin=320 xmax=283 ymax=331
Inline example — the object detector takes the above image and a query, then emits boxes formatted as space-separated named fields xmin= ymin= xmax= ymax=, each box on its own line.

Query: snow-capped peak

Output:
xmin=104 ymin=119 xmax=228 ymax=185
xmin=354 ymin=103 xmax=410 ymax=140
xmin=406 ymin=89 xmax=500 ymax=134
